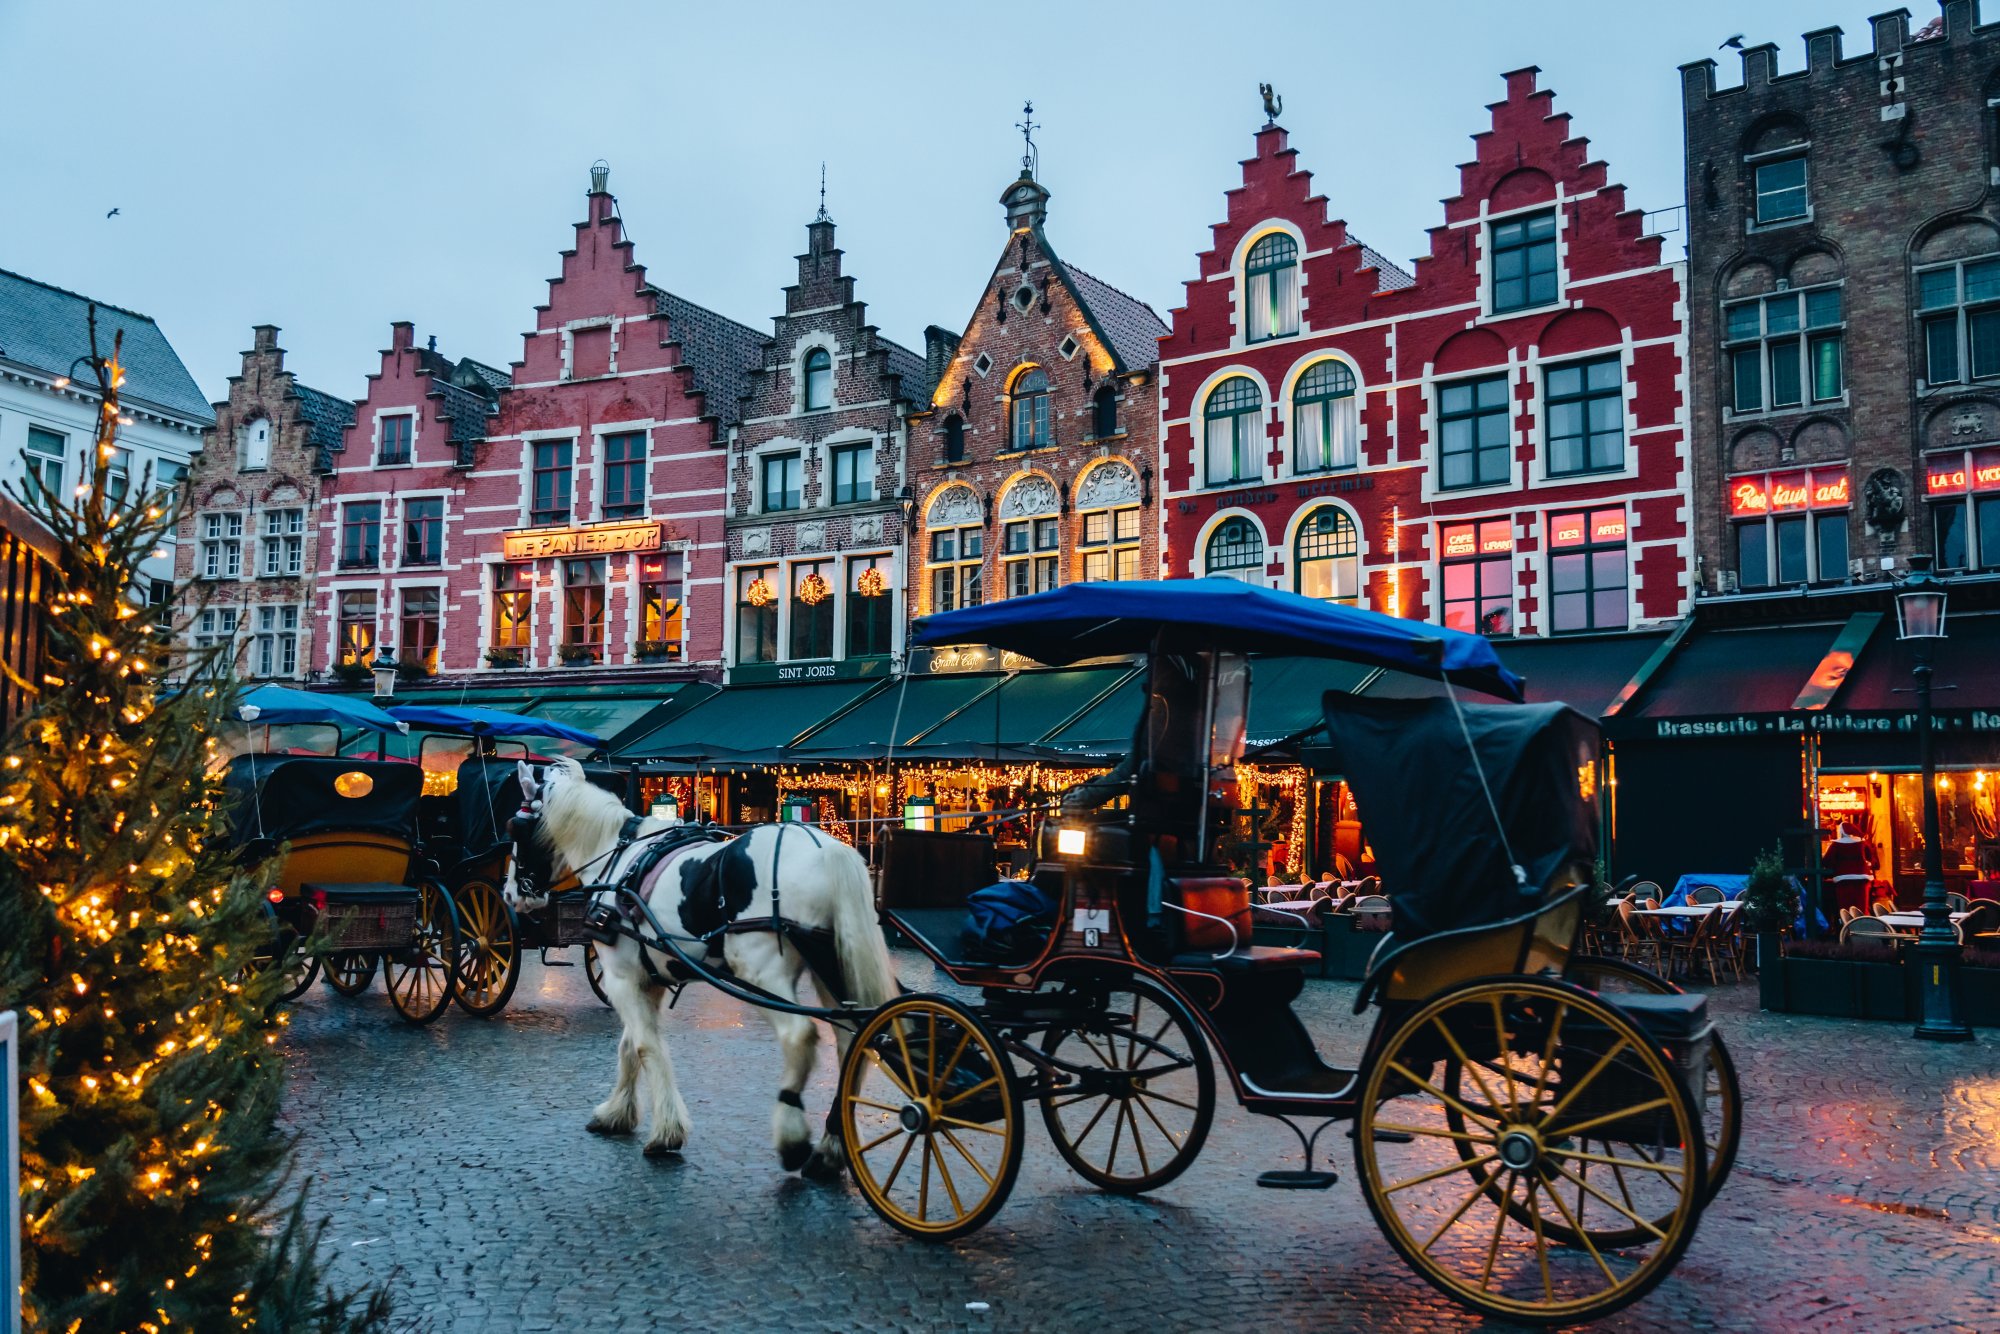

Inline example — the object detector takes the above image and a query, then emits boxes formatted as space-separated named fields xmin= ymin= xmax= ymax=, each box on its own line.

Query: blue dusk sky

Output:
xmin=0 ymin=1 xmax=1970 ymax=401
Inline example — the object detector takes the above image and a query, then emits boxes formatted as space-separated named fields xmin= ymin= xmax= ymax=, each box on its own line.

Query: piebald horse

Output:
xmin=520 ymin=758 xmax=900 ymax=1175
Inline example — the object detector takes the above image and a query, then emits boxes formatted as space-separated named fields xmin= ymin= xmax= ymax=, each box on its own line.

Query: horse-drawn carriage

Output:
xmin=565 ymin=581 xmax=1737 ymax=1324
xmin=224 ymin=688 xmax=460 ymax=1025
xmin=395 ymin=703 xmax=620 ymax=1016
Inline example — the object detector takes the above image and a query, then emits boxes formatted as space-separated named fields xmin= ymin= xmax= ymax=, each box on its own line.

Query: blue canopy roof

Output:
xmin=911 ymin=580 xmax=1524 ymax=702
xmin=233 ymin=684 xmax=406 ymax=732
xmin=387 ymin=703 xmax=602 ymax=747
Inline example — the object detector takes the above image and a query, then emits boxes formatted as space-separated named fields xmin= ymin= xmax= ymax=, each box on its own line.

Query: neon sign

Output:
xmin=1732 ymin=469 xmax=1851 ymax=515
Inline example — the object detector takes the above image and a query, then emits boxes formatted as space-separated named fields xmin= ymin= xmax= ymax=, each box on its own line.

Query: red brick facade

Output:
xmin=908 ymin=170 xmax=1166 ymax=648
xmin=1160 ymin=70 xmax=1690 ymax=639
xmin=177 ymin=326 xmax=352 ymax=679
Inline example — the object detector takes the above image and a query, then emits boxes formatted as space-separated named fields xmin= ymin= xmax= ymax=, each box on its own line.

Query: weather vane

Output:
xmin=1260 ymin=83 xmax=1283 ymax=125
xmin=1017 ymin=100 xmax=1039 ymax=178
xmin=816 ymin=162 xmax=829 ymax=222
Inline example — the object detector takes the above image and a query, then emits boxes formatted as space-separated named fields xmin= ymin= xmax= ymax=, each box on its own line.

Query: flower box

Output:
xmin=484 ymin=649 xmax=523 ymax=669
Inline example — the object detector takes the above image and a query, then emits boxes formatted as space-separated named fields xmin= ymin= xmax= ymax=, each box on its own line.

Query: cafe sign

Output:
xmin=1923 ymin=446 xmax=2000 ymax=496
xmin=1729 ymin=469 xmax=1851 ymax=518
xmin=502 ymin=520 xmax=663 ymax=561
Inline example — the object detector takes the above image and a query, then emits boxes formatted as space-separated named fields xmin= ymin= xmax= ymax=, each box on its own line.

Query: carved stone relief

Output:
xmin=998 ymin=474 xmax=1059 ymax=519
xmin=1076 ymin=459 xmax=1141 ymax=508
xmin=741 ymin=526 xmax=771 ymax=557
xmin=927 ymin=485 xmax=982 ymax=527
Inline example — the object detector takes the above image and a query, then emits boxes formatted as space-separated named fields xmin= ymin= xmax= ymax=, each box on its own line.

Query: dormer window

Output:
xmin=377 ymin=414 xmax=413 ymax=466
xmin=803 ymin=348 xmax=833 ymax=411
xmin=1244 ymin=233 xmax=1300 ymax=343
xmin=1490 ymin=211 xmax=1557 ymax=314
xmin=242 ymin=418 xmax=271 ymax=471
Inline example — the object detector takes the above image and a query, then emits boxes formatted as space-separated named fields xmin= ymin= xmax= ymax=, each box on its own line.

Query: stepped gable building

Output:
xmin=1159 ymin=73 xmax=1690 ymax=639
xmin=908 ymin=154 xmax=1168 ymax=649
xmin=177 ymin=325 xmax=349 ymax=679
xmin=725 ymin=210 xmax=937 ymax=682
xmin=312 ymin=322 xmax=500 ymax=679
xmin=1682 ymin=3 xmax=2000 ymax=593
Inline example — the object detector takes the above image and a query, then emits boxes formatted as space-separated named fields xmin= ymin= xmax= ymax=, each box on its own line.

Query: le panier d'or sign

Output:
xmin=503 ymin=520 xmax=664 ymax=561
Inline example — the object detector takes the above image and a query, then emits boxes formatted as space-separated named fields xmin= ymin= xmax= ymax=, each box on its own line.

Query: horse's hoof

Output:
xmin=800 ymin=1151 xmax=844 ymax=1182
xmin=779 ymin=1141 xmax=813 ymax=1173
xmin=586 ymin=1118 xmax=632 ymax=1137
xmin=642 ymin=1140 xmax=684 ymax=1159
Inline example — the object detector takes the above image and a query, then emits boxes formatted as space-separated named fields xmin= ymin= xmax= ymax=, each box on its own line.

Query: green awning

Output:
xmin=791 ymin=672 xmax=1007 ymax=757
xmin=1040 ymin=673 xmax=1145 ymax=756
xmin=524 ymin=695 xmax=678 ymax=745
xmin=1244 ymin=656 xmax=1379 ymax=748
xmin=620 ymin=679 xmax=882 ymax=760
xmin=912 ymin=665 xmax=1137 ymax=752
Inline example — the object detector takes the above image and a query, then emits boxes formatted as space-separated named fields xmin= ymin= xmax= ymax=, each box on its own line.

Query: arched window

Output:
xmin=1294 ymin=506 xmax=1360 ymax=604
xmin=1010 ymin=367 xmax=1051 ymax=451
xmin=1204 ymin=516 xmax=1264 ymax=583
xmin=1204 ymin=376 xmax=1264 ymax=486
xmin=803 ymin=348 xmax=833 ymax=411
xmin=1292 ymin=361 xmax=1358 ymax=473
xmin=943 ymin=413 xmax=966 ymax=463
xmin=1245 ymin=233 xmax=1300 ymax=342
xmin=1092 ymin=384 xmax=1119 ymax=439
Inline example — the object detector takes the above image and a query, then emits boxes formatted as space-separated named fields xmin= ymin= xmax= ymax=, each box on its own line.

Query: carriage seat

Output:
xmin=301 ymin=882 xmax=416 ymax=906
xmin=1597 ymin=990 xmax=1711 ymax=1043
xmin=1164 ymin=876 xmax=1319 ymax=971
xmin=1171 ymin=944 xmax=1322 ymax=973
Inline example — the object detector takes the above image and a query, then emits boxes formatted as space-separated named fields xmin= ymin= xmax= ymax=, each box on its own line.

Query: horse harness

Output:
xmin=596 ymin=818 xmax=851 ymax=1004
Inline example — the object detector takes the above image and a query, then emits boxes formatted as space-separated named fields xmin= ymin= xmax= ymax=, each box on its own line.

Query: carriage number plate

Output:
xmin=1072 ymin=907 xmax=1110 ymax=947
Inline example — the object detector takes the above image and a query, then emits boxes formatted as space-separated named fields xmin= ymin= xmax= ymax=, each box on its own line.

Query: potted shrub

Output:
xmin=395 ymin=657 xmax=430 ymax=684
xmin=1740 ymin=843 xmax=1795 ymax=1004
xmin=556 ymin=643 xmax=597 ymax=665
xmin=484 ymin=647 xmax=524 ymax=669
xmin=634 ymin=639 xmax=677 ymax=661
xmin=332 ymin=660 xmax=371 ymax=686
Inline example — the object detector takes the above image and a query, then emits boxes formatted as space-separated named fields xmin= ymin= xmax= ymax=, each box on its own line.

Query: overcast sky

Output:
xmin=0 ymin=1 xmax=1961 ymax=405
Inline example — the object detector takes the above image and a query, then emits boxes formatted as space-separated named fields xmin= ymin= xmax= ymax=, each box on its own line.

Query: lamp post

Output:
xmin=1898 ymin=556 xmax=1973 ymax=1042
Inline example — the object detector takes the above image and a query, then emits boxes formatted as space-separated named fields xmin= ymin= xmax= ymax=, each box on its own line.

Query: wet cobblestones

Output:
xmin=281 ymin=955 xmax=2000 ymax=1332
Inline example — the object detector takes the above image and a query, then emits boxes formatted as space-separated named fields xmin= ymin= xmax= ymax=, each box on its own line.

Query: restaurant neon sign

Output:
xmin=1729 ymin=469 xmax=1851 ymax=518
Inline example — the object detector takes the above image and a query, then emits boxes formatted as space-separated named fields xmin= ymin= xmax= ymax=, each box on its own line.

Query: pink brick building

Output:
xmin=1159 ymin=71 xmax=1690 ymax=638
xmin=313 ymin=168 xmax=761 ymax=686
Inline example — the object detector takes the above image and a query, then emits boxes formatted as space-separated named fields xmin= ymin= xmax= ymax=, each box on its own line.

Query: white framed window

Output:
xmin=193 ymin=606 xmax=238 ymax=674
xmin=260 ymin=508 xmax=305 ymax=577
xmin=201 ymin=512 xmax=244 ymax=579
xmin=1244 ymin=233 xmax=1300 ymax=342
xmin=1079 ymin=507 xmax=1140 ymax=582
xmin=253 ymin=604 xmax=299 ymax=677
xmin=25 ymin=426 xmax=65 ymax=504
xmin=1003 ymin=516 xmax=1060 ymax=596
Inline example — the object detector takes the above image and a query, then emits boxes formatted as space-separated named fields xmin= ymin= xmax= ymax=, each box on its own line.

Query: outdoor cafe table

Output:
xmin=1663 ymin=874 xmax=1750 ymax=907
xmin=1632 ymin=901 xmax=1744 ymax=919
xmin=1878 ymin=911 xmax=1971 ymax=930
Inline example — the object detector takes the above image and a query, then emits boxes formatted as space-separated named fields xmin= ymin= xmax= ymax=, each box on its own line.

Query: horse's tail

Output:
xmin=824 ymin=838 xmax=899 ymax=1008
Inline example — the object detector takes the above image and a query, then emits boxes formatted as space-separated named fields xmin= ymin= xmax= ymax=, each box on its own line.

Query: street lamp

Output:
xmin=1898 ymin=556 xmax=1973 ymax=1042
xmin=370 ymin=645 xmax=399 ymax=700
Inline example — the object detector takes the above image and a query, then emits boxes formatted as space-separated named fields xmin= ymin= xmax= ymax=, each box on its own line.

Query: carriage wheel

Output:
xmin=1354 ymin=978 xmax=1705 ymax=1325
xmin=248 ymin=917 xmax=320 ymax=1004
xmin=451 ymin=880 xmax=522 ymax=1018
xmin=1038 ymin=975 xmax=1213 ymax=1194
xmin=1557 ymin=955 xmax=1741 ymax=1210
xmin=323 ymin=952 xmax=377 ymax=998
xmin=385 ymin=882 xmax=459 ymax=1025
xmin=583 ymin=941 xmax=612 ymax=1007
xmin=837 ymin=993 xmax=1023 ymax=1241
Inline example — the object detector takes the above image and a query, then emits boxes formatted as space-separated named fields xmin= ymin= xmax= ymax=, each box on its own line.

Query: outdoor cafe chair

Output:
xmin=1670 ymin=905 xmax=1736 ymax=985
xmin=1688 ymin=884 xmax=1726 ymax=905
xmin=1946 ymin=892 xmax=1970 ymax=913
xmin=1841 ymin=915 xmax=1907 ymax=946
xmin=1871 ymin=900 xmax=1900 ymax=917
xmin=1629 ymin=879 xmax=1663 ymax=902
xmin=1616 ymin=898 xmax=1664 ymax=972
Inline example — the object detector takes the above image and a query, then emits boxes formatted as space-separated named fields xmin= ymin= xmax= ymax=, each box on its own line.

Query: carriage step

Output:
xmin=1257 ymin=1169 xmax=1338 ymax=1190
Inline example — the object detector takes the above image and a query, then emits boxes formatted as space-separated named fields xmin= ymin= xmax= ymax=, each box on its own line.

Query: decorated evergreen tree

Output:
xmin=0 ymin=313 xmax=389 ymax=1332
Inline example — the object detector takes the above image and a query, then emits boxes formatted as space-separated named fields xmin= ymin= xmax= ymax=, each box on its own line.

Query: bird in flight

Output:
xmin=105 ymin=207 xmax=120 ymax=218
xmin=1719 ymin=35 xmax=1744 ymax=50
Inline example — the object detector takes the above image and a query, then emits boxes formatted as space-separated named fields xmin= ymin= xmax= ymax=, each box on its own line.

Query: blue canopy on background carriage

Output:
xmin=387 ymin=703 xmax=603 ymax=748
xmin=1320 ymin=695 xmax=1600 ymax=941
xmin=910 ymin=580 xmax=1525 ymax=701
xmin=234 ymin=684 xmax=407 ymax=732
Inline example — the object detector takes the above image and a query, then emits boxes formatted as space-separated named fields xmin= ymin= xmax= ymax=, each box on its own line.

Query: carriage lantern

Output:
xmin=901 ymin=795 xmax=935 ymax=830
xmin=1055 ymin=826 xmax=1087 ymax=857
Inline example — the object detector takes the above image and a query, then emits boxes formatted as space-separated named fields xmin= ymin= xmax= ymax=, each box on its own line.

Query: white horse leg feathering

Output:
xmin=525 ymin=758 xmax=898 ymax=1174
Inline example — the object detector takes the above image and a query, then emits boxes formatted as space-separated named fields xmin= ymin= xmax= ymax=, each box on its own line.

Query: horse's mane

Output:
xmin=537 ymin=756 xmax=628 ymax=876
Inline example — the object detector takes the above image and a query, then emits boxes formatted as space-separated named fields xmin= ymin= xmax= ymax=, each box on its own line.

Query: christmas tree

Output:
xmin=0 ymin=312 xmax=389 ymax=1332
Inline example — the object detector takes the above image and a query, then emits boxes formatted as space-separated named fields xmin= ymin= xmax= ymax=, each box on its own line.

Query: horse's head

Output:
xmin=522 ymin=756 xmax=623 ymax=880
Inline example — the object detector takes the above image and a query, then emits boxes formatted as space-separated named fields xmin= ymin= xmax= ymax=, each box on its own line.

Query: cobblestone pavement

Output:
xmin=281 ymin=953 xmax=2000 ymax=1332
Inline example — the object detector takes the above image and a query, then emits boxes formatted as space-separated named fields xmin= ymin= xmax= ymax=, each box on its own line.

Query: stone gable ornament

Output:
xmin=852 ymin=514 xmax=883 ymax=544
xmin=1259 ymin=83 xmax=1282 ymax=124
xmin=927 ymin=485 xmax=982 ymax=527
xmin=999 ymin=475 xmax=1059 ymax=519
xmin=1864 ymin=468 xmax=1907 ymax=536
xmin=1077 ymin=460 xmax=1141 ymax=509
xmin=798 ymin=521 xmax=826 ymax=552
xmin=1952 ymin=409 xmax=1985 ymax=436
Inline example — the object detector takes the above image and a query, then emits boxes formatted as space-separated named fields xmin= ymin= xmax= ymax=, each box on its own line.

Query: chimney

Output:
xmin=391 ymin=321 xmax=414 ymax=353
xmin=252 ymin=324 xmax=279 ymax=354
xmin=925 ymin=326 xmax=962 ymax=385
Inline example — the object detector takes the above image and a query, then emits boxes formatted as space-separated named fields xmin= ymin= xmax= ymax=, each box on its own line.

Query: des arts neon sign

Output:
xmin=1729 ymin=470 xmax=1851 ymax=518
xmin=1549 ymin=510 xmax=1627 ymax=548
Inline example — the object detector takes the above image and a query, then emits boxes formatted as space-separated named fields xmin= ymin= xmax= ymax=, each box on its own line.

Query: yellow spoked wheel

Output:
xmin=384 ymin=882 xmax=459 ymax=1026
xmin=1354 ymin=979 xmax=1705 ymax=1325
xmin=1038 ymin=975 xmax=1213 ymax=1194
xmin=1558 ymin=955 xmax=1740 ymax=1214
xmin=838 ymin=994 xmax=1022 ymax=1241
xmin=452 ymin=880 xmax=521 ymax=1018
xmin=323 ymin=951 xmax=377 ymax=998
